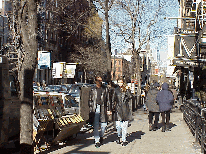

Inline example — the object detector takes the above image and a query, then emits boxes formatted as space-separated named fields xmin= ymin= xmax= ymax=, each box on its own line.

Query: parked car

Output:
xmin=68 ymin=84 xmax=81 ymax=103
xmin=44 ymin=85 xmax=68 ymax=93
xmin=64 ymin=95 xmax=79 ymax=115
xmin=33 ymin=86 xmax=44 ymax=92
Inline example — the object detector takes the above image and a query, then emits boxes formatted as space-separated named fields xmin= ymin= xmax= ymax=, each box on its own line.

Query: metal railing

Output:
xmin=183 ymin=100 xmax=206 ymax=153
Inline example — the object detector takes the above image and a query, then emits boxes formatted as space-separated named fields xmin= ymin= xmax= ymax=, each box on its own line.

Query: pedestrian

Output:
xmin=88 ymin=74 xmax=109 ymax=148
xmin=170 ymin=85 xmax=177 ymax=107
xmin=156 ymin=82 xmax=174 ymax=132
xmin=112 ymin=77 xmax=133 ymax=146
xmin=145 ymin=82 xmax=161 ymax=131
xmin=107 ymin=81 xmax=118 ymax=126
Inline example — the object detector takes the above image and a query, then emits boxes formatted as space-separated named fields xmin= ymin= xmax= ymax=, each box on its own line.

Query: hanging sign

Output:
xmin=65 ymin=64 xmax=76 ymax=78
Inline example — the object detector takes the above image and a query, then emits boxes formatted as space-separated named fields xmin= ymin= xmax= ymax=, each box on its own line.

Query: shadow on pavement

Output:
xmin=103 ymin=128 xmax=145 ymax=145
xmin=40 ymin=131 xmax=94 ymax=154
xmin=127 ymin=131 xmax=145 ymax=143
xmin=64 ymin=151 xmax=109 ymax=154
xmin=168 ymin=122 xmax=177 ymax=130
xmin=153 ymin=122 xmax=177 ymax=131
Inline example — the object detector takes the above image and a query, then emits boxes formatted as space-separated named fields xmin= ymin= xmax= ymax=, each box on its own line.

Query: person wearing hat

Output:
xmin=145 ymin=82 xmax=161 ymax=131
xmin=156 ymin=82 xmax=174 ymax=132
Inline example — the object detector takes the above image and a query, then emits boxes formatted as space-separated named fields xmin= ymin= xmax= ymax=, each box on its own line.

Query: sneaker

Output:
xmin=162 ymin=126 xmax=166 ymax=132
xmin=122 ymin=141 xmax=128 ymax=146
xmin=100 ymin=137 xmax=103 ymax=145
xmin=166 ymin=125 xmax=171 ymax=131
xmin=116 ymin=137 xmax=121 ymax=144
xmin=153 ymin=125 xmax=158 ymax=131
xmin=95 ymin=142 xmax=101 ymax=148
xmin=149 ymin=124 xmax=153 ymax=131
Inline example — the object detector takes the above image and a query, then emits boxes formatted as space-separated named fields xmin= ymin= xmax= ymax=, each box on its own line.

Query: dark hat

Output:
xmin=154 ymin=82 xmax=160 ymax=88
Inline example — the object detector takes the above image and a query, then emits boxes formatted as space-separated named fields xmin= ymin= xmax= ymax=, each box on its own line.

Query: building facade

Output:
xmin=172 ymin=0 xmax=206 ymax=99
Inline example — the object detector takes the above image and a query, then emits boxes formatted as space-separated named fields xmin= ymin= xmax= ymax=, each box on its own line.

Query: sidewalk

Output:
xmin=37 ymin=107 xmax=202 ymax=154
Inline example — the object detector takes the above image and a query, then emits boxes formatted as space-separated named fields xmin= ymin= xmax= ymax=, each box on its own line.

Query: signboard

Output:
xmin=166 ymin=66 xmax=176 ymax=77
xmin=155 ymin=66 xmax=159 ymax=75
xmin=174 ymin=27 xmax=196 ymax=35
xmin=65 ymin=64 xmax=76 ymax=78
xmin=38 ymin=51 xmax=51 ymax=69
xmin=52 ymin=63 xmax=64 ymax=78
xmin=167 ymin=35 xmax=175 ymax=61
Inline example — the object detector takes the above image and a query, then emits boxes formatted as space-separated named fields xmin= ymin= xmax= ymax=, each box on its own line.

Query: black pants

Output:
xmin=149 ymin=111 xmax=159 ymax=127
xmin=161 ymin=110 xmax=170 ymax=126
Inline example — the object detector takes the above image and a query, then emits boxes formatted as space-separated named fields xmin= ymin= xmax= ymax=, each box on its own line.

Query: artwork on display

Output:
xmin=38 ymin=51 xmax=51 ymax=69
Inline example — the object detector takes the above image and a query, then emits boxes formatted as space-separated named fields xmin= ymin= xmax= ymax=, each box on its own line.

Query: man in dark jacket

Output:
xmin=88 ymin=75 xmax=109 ymax=148
xmin=156 ymin=82 xmax=174 ymax=132
xmin=145 ymin=82 xmax=160 ymax=131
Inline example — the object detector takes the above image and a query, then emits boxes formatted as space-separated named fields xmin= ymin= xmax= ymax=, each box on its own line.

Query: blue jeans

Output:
xmin=94 ymin=104 xmax=107 ymax=143
xmin=116 ymin=121 xmax=128 ymax=142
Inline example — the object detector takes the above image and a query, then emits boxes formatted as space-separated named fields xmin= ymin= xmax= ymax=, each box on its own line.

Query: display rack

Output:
xmin=33 ymin=94 xmax=85 ymax=151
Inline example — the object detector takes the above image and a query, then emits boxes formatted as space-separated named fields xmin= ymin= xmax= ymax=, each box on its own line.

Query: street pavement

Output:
xmin=36 ymin=107 xmax=202 ymax=154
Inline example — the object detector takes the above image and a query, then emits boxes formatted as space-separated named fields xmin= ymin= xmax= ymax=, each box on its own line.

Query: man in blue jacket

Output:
xmin=156 ymin=82 xmax=174 ymax=132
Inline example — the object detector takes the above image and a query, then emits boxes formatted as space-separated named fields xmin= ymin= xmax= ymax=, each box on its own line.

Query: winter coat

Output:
xmin=112 ymin=86 xmax=133 ymax=121
xmin=145 ymin=87 xmax=160 ymax=112
xmin=88 ymin=84 xmax=109 ymax=123
xmin=156 ymin=82 xmax=174 ymax=112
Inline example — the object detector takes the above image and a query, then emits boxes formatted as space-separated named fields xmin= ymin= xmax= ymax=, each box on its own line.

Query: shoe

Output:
xmin=95 ymin=142 xmax=101 ymax=148
xmin=149 ymin=124 xmax=153 ymax=131
xmin=162 ymin=126 xmax=166 ymax=132
xmin=100 ymin=137 xmax=103 ymax=145
xmin=153 ymin=127 xmax=158 ymax=131
xmin=153 ymin=125 xmax=158 ymax=131
xmin=166 ymin=125 xmax=171 ymax=131
xmin=122 ymin=141 xmax=128 ymax=146
xmin=116 ymin=137 xmax=121 ymax=144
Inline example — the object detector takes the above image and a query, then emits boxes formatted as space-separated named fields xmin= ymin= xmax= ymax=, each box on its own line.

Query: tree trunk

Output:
xmin=18 ymin=0 xmax=37 ymax=153
xmin=105 ymin=0 xmax=111 ymax=82
xmin=136 ymin=52 xmax=141 ymax=96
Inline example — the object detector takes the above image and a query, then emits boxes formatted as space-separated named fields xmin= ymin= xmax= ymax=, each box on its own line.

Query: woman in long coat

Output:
xmin=112 ymin=78 xmax=132 ymax=146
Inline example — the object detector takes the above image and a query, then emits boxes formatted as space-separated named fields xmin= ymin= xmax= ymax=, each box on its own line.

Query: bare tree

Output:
xmin=111 ymin=0 xmax=165 ymax=96
xmin=93 ymin=0 xmax=116 ymax=82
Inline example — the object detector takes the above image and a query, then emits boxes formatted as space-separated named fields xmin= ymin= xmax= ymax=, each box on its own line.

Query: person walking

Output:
xmin=112 ymin=77 xmax=133 ymax=146
xmin=88 ymin=74 xmax=109 ymax=148
xmin=156 ymin=82 xmax=174 ymax=132
xmin=145 ymin=82 xmax=161 ymax=131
